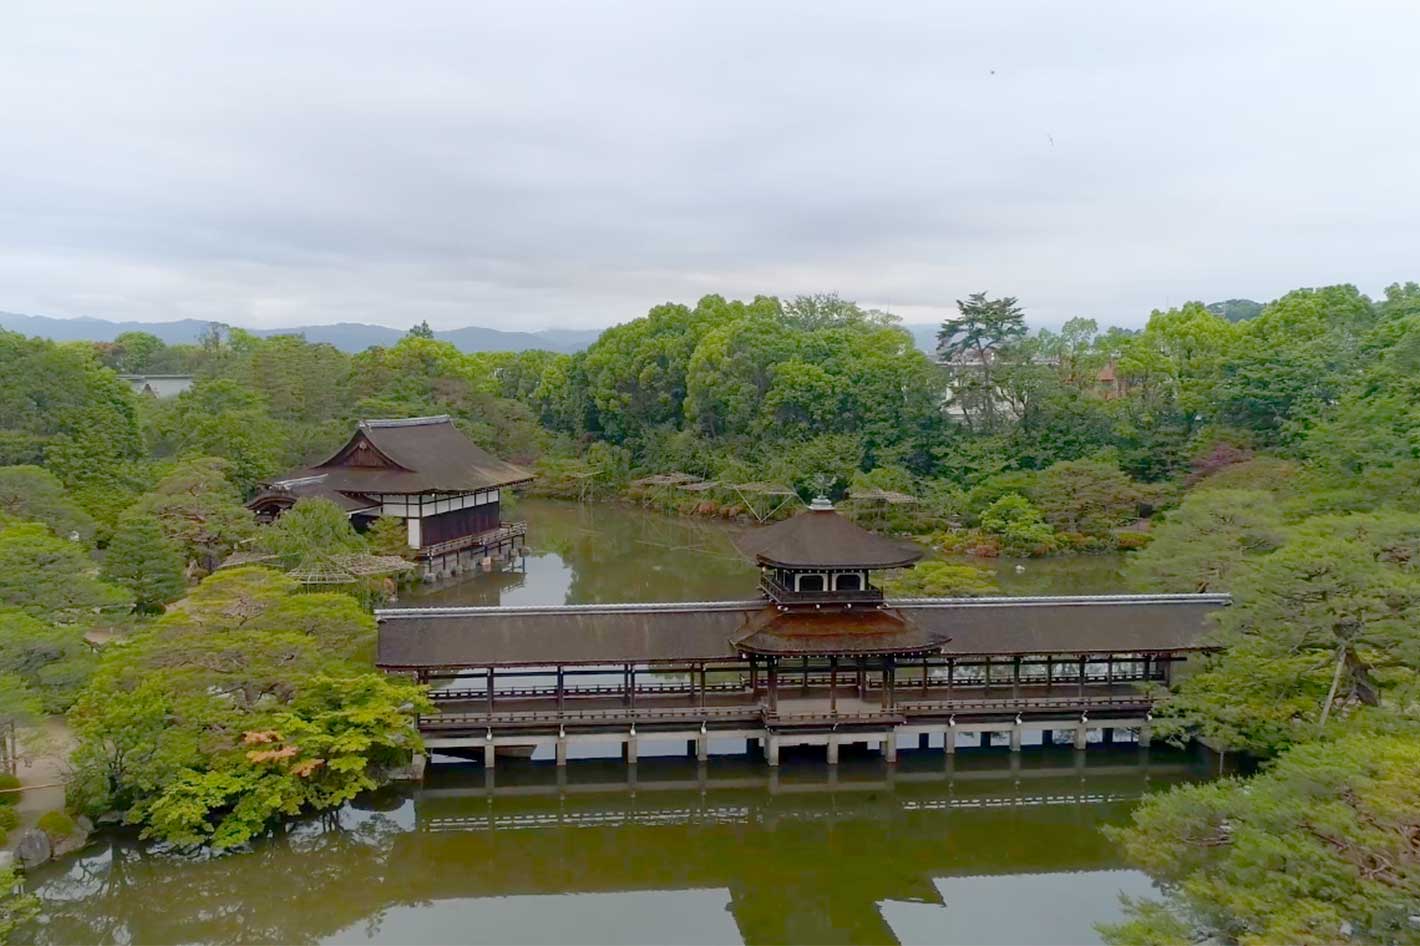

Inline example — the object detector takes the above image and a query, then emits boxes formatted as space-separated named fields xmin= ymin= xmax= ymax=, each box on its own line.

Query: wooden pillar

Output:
xmin=556 ymin=666 xmax=565 ymax=715
xmin=946 ymin=658 xmax=955 ymax=701
xmin=857 ymin=657 xmax=866 ymax=698
xmin=1045 ymin=655 xmax=1053 ymax=692
xmin=880 ymin=659 xmax=891 ymax=710
xmin=767 ymin=658 xmax=779 ymax=713
xmin=1106 ymin=655 xmax=1114 ymax=687
xmin=1142 ymin=654 xmax=1152 ymax=682
xmin=698 ymin=663 xmax=707 ymax=710
xmin=1078 ymin=655 xmax=1087 ymax=697
xmin=983 ymin=656 xmax=991 ymax=694
xmin=628 ymin=664 xmax=636 ymax=711
xmin=829 ymin=656 xmax=838 ymax=715
xmin=922 ymin=655 xmax=930 ymax=696
xmin=486 ymin=666 xmax=495 ymax=717
xmin=749 ymin=659 xmax=758 ymax=694
xmin=1012 ymin=657 xmax=1021 ymax=701
xmin=802 ymin=656 xmax=810 ymax=694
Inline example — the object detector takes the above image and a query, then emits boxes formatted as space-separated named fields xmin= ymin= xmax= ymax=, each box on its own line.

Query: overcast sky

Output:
xmin=4 ymin=1 xmax=1419 ymax=332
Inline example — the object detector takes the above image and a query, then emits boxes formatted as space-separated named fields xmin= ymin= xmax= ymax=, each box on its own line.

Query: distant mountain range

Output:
xmin=0 ymin=311 xmax=605 ymax=355
xmin=0 ymin=309 xmax=948 ymax=356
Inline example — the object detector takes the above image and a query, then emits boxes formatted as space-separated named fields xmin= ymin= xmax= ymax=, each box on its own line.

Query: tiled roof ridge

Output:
xmin=375 ymin=592 xmax=1231 ymax=621
xmin=360 ymin=415 xmax=453 ymax=428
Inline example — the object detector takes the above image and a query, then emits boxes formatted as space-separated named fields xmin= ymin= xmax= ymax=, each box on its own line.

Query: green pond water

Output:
xmin=19 ymin=500 xmax=1195 ymax=946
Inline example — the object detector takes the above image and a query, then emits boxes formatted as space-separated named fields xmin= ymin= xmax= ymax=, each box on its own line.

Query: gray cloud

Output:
xmin=3 ymin=0 xmax=1418 ymax=331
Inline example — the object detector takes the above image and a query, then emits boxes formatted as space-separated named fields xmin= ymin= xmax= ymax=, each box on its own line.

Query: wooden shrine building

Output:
xmin=377 ymin=498 xmax=1228 ymax=766
xmin=250 ymin=415 xmax=533 ymax=580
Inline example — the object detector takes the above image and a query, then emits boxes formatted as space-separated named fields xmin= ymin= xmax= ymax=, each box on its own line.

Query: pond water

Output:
xmin=19 ymin=500 xmax=1187 ymax=946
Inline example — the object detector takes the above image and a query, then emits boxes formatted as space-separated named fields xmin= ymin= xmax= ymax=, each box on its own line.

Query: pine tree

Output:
xmin=102 ymin=513 xmax=186 ymax=613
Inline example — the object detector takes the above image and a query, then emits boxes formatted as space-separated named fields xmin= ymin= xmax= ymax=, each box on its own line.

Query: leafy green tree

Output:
xmin=1101 ymin=733 xmax=1420 ymax=946
xmin=0 ymin=523 xmax=130 ymax=620
xmin=0 ymin=331 xmax=145 ymax=533
xmin=0 ymin=610 xmax=98 ymax=713
xmin=781 ymin=293 xmax=894 ymax=330
xmin=1030 ymin=459 xmax=1141 ymax=537
xmin=1218 ymin=285 xmax=1377 ymax=445
xmin=102 ymin=512 xmax=187 ymax=613
xmin=148 ymin=379 xmax=285 ymax=492
xmin=937 ymin=292 xmax=1027 ymax=431
xmin=1156 ymin=512 xmax=1420 ymax=755
xmin=106 ymin=331 xmax=171 ymax=373
xmin=882 ymin=561 xmax=999 ymax=597
xmin=0 ymin=465 xmax=97 ymax=542
xmin=1126 ymin=489 xmax=1283 ymax=593
xmin=979 ymin=493 xmax=1057 ymax=556
xmin=133 ymin=457 xmax=258 ymax=572
xmin=67 ymin=566 xmax=426 ymax=848
xmin=0 ymin=672 xmax=42 ymax=737
xmin=365 ymin=516 xmax=413 ymax=561
xmin=1301 ymin=314 xmax=1420 ymax=512
xmin=1204 ymin=298 xmax=1263 ymax=322
xmin=1 ymin=861 xmax=41 ymax=944
xmin=258 ymin=498 xmax=365 ymax=568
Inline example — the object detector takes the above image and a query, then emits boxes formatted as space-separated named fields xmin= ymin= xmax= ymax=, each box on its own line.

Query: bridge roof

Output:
xmin=375 ymin=594 xmax=1228 ymax=668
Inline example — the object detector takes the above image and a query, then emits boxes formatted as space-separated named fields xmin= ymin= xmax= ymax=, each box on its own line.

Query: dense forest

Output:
xmin=2 ymin=280 xmax=1419 ymax=944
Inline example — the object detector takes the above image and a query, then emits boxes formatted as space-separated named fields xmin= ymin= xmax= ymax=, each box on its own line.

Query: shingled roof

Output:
xmin=285 ymin=415 xmax=533 ymax=495
xmin=731 ymin=503 xmax=923 ymax=570
xmin=375 ymin=594 xmax=1228 ymax=667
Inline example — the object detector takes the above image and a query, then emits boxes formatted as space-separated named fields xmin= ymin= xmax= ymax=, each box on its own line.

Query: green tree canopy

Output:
xmin=0 ymin=464 xmax=97 ymax=542
xmin=0 ymin=609 xmax=97 ymax=713
xmin=257 ymin=498 xmax=365 ymax=569
xmin=67 ymin=565 xmax=427 ymax=847
xmin=1102 ymin=733 xmax=1420 ymax=946
xmin=1030 ymin=459 xmax=1141 ymax=537
xmin=102 ymin=512 xmax=187 ymax=613
xmin=0 ymin=523 xmax=130 ymax=620
xmin=134 ymin=456 xmax=258 ymax=572
xmin=1126 ymin=488 xmax=1284 ymax=594
xmin=882 ymin=561 xmax=999 ymax=597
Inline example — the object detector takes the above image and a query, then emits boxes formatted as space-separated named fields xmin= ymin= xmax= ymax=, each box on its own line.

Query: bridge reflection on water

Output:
xmin=24 ymin=739 xmax=1208 ymax=946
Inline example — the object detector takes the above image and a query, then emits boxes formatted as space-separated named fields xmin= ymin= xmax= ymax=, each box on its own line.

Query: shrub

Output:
xmin=0 ymin=805 xmax=17 ymax=830
xmin=0 ymin=773 xmax=18 ymax=805
xmin=1115 ymin=531 xmax=1154 ymax=551
xmin=37 ymin=809 xmax=75 ymax=840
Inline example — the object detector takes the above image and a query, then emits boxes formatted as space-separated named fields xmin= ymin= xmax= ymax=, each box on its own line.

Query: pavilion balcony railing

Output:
xmin=759 ymin=574 xmax=885 ymax=605
xmin=418 ymin=691 xmax=1157 ymax=731
xmin=422 ymin=704 xmax=760 ymax=730
xmin=418 ymin=521 xmax=527 ymax=560
xmin=431 ymin=681 xmax=751 ymax=702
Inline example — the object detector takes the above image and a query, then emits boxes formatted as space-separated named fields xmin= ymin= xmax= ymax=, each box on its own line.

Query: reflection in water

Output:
xmin=408 ymin=499 xmax=1132 ymax=608
xmin=21 ymin=500 xmax=1167 ymax=946
xmin=24 ymin=748 xmax=1201 ymax=945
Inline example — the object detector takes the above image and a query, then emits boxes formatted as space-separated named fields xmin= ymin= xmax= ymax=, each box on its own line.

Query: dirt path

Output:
xmin=3 ymin=717 xmax=74 ymax=846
